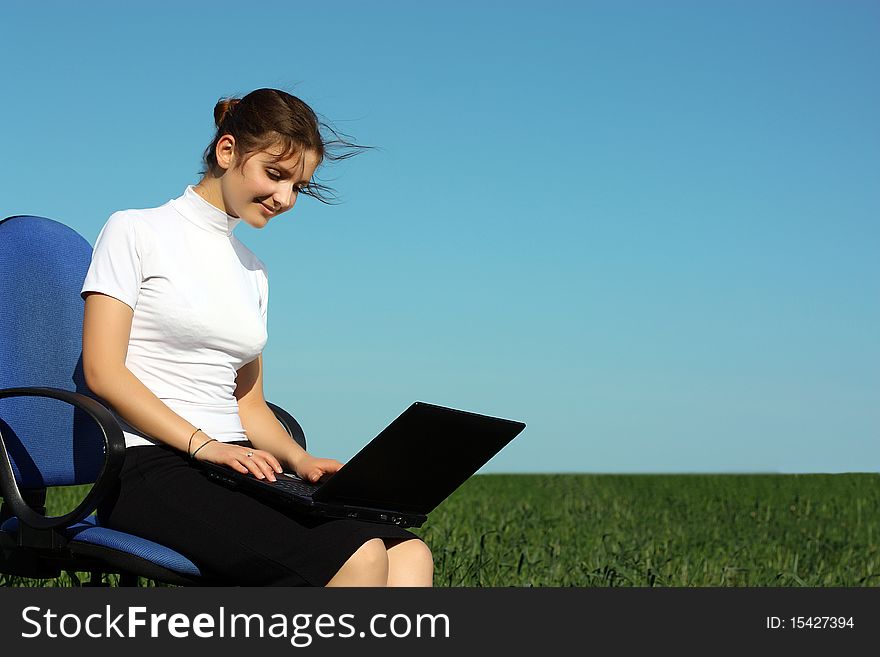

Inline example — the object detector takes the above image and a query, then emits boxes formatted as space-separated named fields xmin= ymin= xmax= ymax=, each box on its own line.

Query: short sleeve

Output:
xmin=257 ymin=264 xmax=269 ymax=330
xmin=80 ymin=211 xmax=142 ymax=310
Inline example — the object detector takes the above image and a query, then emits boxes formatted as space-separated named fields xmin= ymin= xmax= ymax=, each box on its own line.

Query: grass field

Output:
xmin=2 ymin=473 xmax=878 ymax=587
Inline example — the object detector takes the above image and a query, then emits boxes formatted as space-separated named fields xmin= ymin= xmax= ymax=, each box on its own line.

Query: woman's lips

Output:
xmin=259 ymin=202 xmax=275 ymax=216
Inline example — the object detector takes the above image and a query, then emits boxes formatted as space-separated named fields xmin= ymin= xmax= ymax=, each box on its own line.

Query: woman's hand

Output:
xmin=295 ymin=454 xmax=344 ymax=483
xmin=192 ymin=438 xmax=283 ymax=482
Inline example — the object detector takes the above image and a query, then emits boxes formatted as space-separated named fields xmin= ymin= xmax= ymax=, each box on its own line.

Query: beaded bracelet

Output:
xmin=191 ymin=438 xmax=217 ymax=460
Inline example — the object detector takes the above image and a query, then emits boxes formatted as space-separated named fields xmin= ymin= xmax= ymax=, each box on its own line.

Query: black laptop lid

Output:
xmin=313 ymin=402 xmax=525 ymax=513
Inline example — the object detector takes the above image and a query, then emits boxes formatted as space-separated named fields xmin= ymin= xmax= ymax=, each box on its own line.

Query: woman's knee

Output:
xmin=403 ymin=539 xmax=434 ymax=568
xmin=342 ymin=538 xmax=389 ymax=577
xmin=387 ymin=538 xmax=434 ymax=575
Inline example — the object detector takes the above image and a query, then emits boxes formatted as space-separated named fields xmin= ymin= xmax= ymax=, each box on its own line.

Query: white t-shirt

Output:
xmin=81 ymin=185 xmax=269 ymax=448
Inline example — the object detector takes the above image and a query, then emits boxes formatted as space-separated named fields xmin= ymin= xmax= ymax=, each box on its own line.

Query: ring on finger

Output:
xmin=246 ymin=451 xmax=254 ymax=458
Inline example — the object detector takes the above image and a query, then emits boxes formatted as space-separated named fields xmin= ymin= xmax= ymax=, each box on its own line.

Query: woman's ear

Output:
xmin=215 ymin=135 xmax=236 ymax=171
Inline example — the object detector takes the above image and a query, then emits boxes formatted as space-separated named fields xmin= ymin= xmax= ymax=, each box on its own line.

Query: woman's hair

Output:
xmin=201 ymin=88 xmax=369 ymax=204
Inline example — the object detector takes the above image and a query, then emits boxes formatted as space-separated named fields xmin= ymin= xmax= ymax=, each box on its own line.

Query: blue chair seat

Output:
xmin=1 ymin=515 xmax=201 ymax=577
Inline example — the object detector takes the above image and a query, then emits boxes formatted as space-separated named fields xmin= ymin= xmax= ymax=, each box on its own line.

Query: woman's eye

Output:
xmin=267 ymin=170 xmax=282 ymax=180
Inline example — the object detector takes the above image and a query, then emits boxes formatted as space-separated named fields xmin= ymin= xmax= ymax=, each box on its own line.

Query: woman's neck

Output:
xmin=193 ymin=177 xmax=228 ymax=215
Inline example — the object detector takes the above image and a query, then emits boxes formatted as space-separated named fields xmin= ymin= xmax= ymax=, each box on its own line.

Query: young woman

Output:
xmin=80 ymin=88 xmax=434 ymax=586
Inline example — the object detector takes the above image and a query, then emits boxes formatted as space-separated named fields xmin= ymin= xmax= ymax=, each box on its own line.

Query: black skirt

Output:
xmin=97 ymin=442 xmax=419 ymax=586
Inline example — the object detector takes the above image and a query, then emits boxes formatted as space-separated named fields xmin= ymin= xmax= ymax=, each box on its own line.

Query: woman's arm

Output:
xmin=82 ymin=292 xmax=280 ymax=480
xmin=82 ymin=292 xmax=202 ymax=452
xmin=235 ymin=355 xmax=343 ymax=481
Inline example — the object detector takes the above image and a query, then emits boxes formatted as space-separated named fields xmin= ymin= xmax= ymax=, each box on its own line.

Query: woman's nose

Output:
xmin=273 ymin=184 xmax=296 ymax=211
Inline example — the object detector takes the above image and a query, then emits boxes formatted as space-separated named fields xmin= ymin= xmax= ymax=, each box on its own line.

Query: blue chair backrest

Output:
xmin=0 ymin=215 xmax=105 ymax=487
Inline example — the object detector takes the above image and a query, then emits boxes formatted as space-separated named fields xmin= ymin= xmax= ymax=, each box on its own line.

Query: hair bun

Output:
xmin=213 ymin=97 xmax=241 ymax=127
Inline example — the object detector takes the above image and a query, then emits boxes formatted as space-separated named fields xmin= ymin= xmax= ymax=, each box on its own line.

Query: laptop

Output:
xmin=198 ymin=401 xmax=525 ymax=528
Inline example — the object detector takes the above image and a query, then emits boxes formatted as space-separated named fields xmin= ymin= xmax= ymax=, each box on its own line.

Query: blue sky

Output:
xmin=1 ymin=1 xmax=877 ymax=473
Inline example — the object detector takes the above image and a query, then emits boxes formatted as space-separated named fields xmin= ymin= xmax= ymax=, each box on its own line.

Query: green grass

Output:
xmin=3 ymin=473 xmax=878 ymax=586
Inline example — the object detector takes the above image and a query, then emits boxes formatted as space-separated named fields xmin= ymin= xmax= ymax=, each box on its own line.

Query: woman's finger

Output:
xmin=258 ymin=456 xmax=278 ymax=481
xmin=238 ymin=453 xmax=270 ymax=480
xmin=250 ymin=450 xmax=280 ymax=480
xmin=257 ymin=450 xmax=283 ymax=473
xmin=320 ymin=459 xmax=343 ymax=473
xmin=243 ymin=449 xmax=282 ymax=476
xmin=230 ymin=458 xmax=250 ymax=474
xmin=235 ymin=448 xmax=271 ymax=480
xmin=243 ymin=459 xmax=265 ymax=479
xmin=302 ymin=467 xmax=322 ymax=482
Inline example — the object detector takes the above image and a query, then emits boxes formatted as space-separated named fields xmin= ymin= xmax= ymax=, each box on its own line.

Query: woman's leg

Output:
xmin=384 ymin=538 xmax=434 ymax=587
xmin=324 ymin=537 xmax=434 ymax=587
xmin=325 ymin=538 xmax=389 ymax=587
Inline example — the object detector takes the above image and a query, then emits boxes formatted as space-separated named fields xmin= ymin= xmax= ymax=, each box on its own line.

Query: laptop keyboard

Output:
xmin=271 ymin=475 xmax=319 ymax=496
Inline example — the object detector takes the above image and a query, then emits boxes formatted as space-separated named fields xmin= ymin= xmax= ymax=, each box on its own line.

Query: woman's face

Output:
xmin=218 ymin=138 xmax=321 ymax=229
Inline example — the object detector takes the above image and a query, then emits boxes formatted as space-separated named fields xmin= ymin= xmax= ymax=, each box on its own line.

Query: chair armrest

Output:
xmin=0 ymin=386 xmax=125 ymax=532
xmin=265 ymin=401 xmax=307 ymax=451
